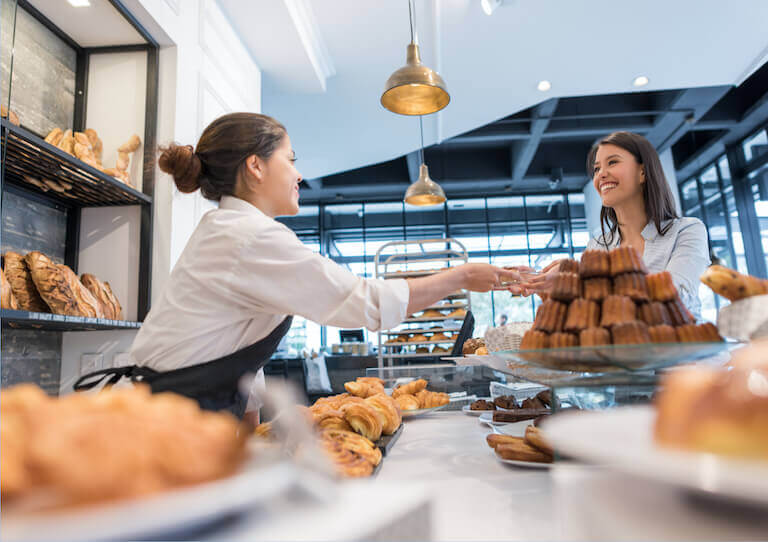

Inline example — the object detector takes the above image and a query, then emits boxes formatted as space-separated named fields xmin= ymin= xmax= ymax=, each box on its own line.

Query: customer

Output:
xmin=515 ymin=131 xmax=709 ymax=319
xmin=74 ymin=112 xmax=522 ymax=417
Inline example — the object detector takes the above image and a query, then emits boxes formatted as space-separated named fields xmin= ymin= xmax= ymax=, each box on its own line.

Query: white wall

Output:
xmin=60 ymin=0 xmax=261 ymax=394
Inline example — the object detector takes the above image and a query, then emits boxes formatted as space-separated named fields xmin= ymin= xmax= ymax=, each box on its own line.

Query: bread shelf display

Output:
xmin=1 ymin=119 xmax=151 ymax=207
xmin=1 ymin=309 xmax=141 ymax=331
xmin=375 ymin=239 xmax=471 ymax=365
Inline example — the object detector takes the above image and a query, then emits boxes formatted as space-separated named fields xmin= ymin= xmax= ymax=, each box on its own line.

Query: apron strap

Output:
xmin=73 ymin=365 xmax=159 ymax=391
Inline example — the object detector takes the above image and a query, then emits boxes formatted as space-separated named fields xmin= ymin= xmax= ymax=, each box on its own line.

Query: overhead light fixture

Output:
xmin=404 ymin=117 xmax=446 ymax=206
xmin=381 ymin=0 xmax=450 ymax=116
xmin=68 ymin=0 xmax=91 ymax=6
xmin=537 ymin=80 xmax=551 ymax=92
xmin=481 ymin=0 xmax=503 ymax=15
xmin=633 ymin=75 xmax=649 ymax=87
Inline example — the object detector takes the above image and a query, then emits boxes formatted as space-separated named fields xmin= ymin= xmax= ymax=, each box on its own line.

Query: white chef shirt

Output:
xmin=130 ymin=196 xmax=410 ymax=377
xmin=587 ymin=217 xmax=709 ymax=320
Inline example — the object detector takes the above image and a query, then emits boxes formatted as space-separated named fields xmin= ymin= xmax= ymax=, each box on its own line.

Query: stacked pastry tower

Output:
xmin=520 ymin=246 xmax=722 ymax=349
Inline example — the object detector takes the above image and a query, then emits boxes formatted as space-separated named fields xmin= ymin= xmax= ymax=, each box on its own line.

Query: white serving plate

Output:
xmin=543 ymin=406 xmax=768 ymax=507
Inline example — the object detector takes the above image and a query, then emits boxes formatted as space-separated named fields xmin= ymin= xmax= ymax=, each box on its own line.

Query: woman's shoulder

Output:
xmin=668 ymin=216 xmax=707 ymax=236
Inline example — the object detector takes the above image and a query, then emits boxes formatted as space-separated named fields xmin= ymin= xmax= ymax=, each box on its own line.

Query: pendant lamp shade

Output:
xmin=381 ymin=43 xmax=450 ymax=116
xmin=404 ymin=164 xmax=446 ymax=206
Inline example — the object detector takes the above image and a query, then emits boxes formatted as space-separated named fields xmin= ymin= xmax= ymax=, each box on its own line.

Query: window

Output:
xmin=743 ymin=128 xmax=768 ymax=162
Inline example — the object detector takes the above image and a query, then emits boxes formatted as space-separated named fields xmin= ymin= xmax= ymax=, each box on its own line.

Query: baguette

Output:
xmin=85 ymin=128 xmax=103 ymax=163
xmin=495 ymin=441 xmax=553 ymax=463
xmin=486 ymin=433 xmax=524 ymax=450
xmin=524 ymin=425 xmax=554 ymax=456
xmin=118 ymin=134 xmax=141 ymax=153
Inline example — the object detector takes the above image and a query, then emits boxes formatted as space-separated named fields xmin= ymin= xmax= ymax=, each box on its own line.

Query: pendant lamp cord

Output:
xmin=408 ymin=0 xmax=417 ymax=44
xmin=419 ymin=115 xmax=425 ymax=164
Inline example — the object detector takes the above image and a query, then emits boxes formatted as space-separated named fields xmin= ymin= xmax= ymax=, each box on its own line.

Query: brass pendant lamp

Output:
xmin=381 ymin=0 xmax=450 ymax=116
xmin=404 ymin=116 xmax=446 ymax=206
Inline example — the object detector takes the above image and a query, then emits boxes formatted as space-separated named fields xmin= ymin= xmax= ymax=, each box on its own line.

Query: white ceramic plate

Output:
xmin=543 ymin=406 xmax=768 ymax=507
xmin=478 ymin=411 xmax=511 ymax=426
xmin=462 ymin=404 xmax=496 ymax=416
xmin=1 ymin=447 xmax=297 ymax=542
xmin=400 ymin=404 xmax=448 ymax=418
xmin=493 ymin=454 xmax=551 ymax=470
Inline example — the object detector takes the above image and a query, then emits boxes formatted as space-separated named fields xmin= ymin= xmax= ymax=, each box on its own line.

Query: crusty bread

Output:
xmin=80 ymin=273 xmax=116 ymax=319
xmin=24 ymin=252 xmax=79 ymax=316
xmin=57 ymin=265 xmax=103 ymax=318
xmin=1 ymin=268 xmax=20 ymax=310
xmin=4 ymin=252 xmax=49 ymax=312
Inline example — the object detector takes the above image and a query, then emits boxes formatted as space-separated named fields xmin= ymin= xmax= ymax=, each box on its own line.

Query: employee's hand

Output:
xmin=459 ymin=263 xmax=523 ymax=292
xmin=516 ymin=259 xmax=563 ymax=297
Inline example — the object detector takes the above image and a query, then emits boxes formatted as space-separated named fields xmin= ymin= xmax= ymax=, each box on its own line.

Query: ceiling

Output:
xmin=219 ymin=0 xmax=768 ymax=186
xmin=25 ymin=0 xmax=147 ymax=47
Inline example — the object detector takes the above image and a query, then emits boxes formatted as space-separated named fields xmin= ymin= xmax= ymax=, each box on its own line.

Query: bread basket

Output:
xmin=484 ymin=322 xmax=533 ymax=352
xmin=717 ymin=294 xmax=768 ymax=341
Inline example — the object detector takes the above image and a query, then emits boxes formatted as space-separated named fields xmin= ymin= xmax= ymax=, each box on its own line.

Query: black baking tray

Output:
xmin=375 ymin=423 xmax=403 ymax=456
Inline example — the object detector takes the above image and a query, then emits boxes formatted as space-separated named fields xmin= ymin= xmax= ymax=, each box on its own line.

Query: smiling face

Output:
xmin=592 ymin=143 xmax=645 ymax=208
xmin=258 ymin=135 xmax=302 ymax=216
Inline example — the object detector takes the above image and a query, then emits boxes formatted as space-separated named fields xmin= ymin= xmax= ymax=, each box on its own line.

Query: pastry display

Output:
xmin=700 ymin=265 xmax=768 ymax=301
xmin=579 ymin=327 xmax=611 ymax=346
xmin=583 ymin=277 xmax=612 ymax=301
xmin=430 ymin=332 xmax=451 ymax=341
xmin=654 ymin=357 xmax=768 ymax=461
xmin=646 ymin=271 xmax=678 ymax=302
xmin=431 ymin=346 xmax=450 ymax=354
xmin=3 ymin=252 xmax=49 ymax=312
xmin=558 ymin=259 xmax=580 ymax=274
xmin=344 ymin=380 xmax=385 ymax=398
xmin=0 ymin=384 xmax=246 ymax=505
xmin=579 ymin=250 xmax=611 ymax=278
xmin=470 ymin=399 xmax=496 ymax=411
xmin=394 ymin=394 xmax=420 ymax=411
xmin=520 ymin=329 xmax=549 ymax=350
xmin=392 ymin=378 xmax=428 ymax=398
xmin=609 ymin=245 xmax=648 ymax=276
xmin=611 ymin=320 xmax=651 ymax=345
xmin=549 ymin=332 xmax=578 ymax=348
xmin=446 ymin=307 xmax=467 ymax=319
xmin=419 ymin=309 xmax=445 ymax=319
xmin=564 ymin=299 xmax=600 ymax=332
xmin=385 ymin=336 xmax=408 ymax=345
xmin=415 ymin=346 xmax=430 ymax=353
xmin=637 ymin=301 xmax=672 ymax=326
xmin=648 ymin=324 xmax=678 ymax=344
xmin=600 ymin=295 xmax=637 ymax=327
xmin=666 ymin=295 xmax=695 ymax=326
xmin=408 ymin=334 xmax=428 ymax=343
xmin=532 ymin=300 xmax=567 ymax=333
xmin=613 ymin=272 xmax=650 ymax=303
xmin=550 ymin=272 xmax=581 ymax=302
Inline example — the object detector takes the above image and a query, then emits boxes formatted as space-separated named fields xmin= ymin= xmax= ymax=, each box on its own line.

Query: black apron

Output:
xmin=73 ymin=316 xmax=293 ymax=419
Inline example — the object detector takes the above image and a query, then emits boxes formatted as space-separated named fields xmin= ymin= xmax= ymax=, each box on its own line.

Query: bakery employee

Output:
xmin=74 ymin=112 xmax=521 ymax=417
xmin=515 ymin=131 xmax=709 ymax=319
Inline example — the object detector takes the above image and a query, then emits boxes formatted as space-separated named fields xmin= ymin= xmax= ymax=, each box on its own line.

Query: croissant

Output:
xmin=392 ymin=378 xmax=427 ymax=398
xmin=314 ymin=409 xmax=353 ymax=432
xmin=415 ymin=390 xmax=450 ymax=409
xmin=394 ymin=394 xmax=420 ymax=411
xmin=365 ymin=393 xmax=402 ymax=435
xmin=356 ymin=376 xmax=385 ymax=387
xmin=344 ymin=381 xmax=384 ymax=398
xmin=319 ymin=439 xmax=373 ymax=478
xmin=4 ymin=252 xmax=49 ymax=312
xmin=321 ymin=429 xmax=381 ymax=467
xmin=340 ymin=403 xmax=382 ymax=441
xmin=1 ymin=269 xmax=19 ymax=310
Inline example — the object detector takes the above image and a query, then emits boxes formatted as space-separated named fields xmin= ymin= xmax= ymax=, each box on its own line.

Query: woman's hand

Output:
xmin=514 ymin=259 xmax=564 ymax=297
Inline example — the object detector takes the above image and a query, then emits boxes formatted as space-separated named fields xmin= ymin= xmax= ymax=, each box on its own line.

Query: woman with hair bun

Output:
xmin=516 ymin=131 xmax=709 ymax=319
xmin=74 ymin=112 xmax=521 ymax=418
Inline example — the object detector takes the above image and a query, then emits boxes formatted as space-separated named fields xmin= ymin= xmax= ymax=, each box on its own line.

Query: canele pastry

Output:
xmin=580 ymin=250 xmax=611 ymax=278
xmin=583 ymin=277 xmax=612 ymax=301
xmin=613 ymin=272 xmax=650 ymax=303
xmin=520 ymin=329 xmax=549 ymax=350
xmin=549 ymin=332 xmax=578 ymax=348
xmin=579 ymin=327 xmax=611 ymax=346
xmin=550 ymin=272 xmax=581 ymax=302
xmin=558 ymin=259 xmax=580 ymax=274
xmin=600 ymin=295 xmax=637 ymax=327
xmin=564 ymin=299 xmax=600 ymax=332
xmin=654 ymin=362 xmax=768 ymax=461
xmin=648 ymin=324 xmax=678 ymax=344
xmin=676 ymin=323 xmax=722 ymax=343
xmin=666 ymin=295 xmax=694 ymax=326
xmin=638 ymin=301 xmax=672 ymax=326
xmin=392 ymin=378 xmax=428 ymax=398
xmin=532 ymin=300 xmax=567 ymax=333
xmin=646 ymin=271 xmax=677 ymax=302
xmin=609 ymin=246 xmax=648 ymax=276
xmin=611 ymin=320 xmax=651 ymax=345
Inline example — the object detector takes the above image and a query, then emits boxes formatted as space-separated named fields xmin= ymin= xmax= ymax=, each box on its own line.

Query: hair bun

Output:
xmin=158 ymin=144 xmax=202 ymax=193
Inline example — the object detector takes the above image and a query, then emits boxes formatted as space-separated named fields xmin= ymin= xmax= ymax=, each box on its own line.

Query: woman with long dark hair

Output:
xmin=74 ymin=112 xmax=521 ymax=418
xmin=518 ymin=131 xmax=709 ymax=318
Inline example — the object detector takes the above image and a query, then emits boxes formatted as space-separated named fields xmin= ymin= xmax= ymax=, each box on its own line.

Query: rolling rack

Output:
xmin=375 ymin=238 xmax=471 ymax=370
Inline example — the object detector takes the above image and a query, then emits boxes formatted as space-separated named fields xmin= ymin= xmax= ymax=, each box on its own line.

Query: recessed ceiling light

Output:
xmin=68 ymin=0 xmax=90 ymax=6
xmin=633 ymin=75 xmax=649 ymax=87
xmin=537 ymin=80 xmax=551 ymax=92
xmin=481 ymin=0 xmax=502 ymax=16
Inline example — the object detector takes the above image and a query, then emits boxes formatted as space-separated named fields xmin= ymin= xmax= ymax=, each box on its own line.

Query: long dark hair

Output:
xmin=587 ymin=131 xmax=678 ymax=247
xmin=158 ymin=112 xmax=286 ymax=201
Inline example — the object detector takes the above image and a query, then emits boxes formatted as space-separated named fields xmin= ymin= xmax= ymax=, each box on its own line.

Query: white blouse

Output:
xmin=586 ymin=217 xmax=709 ymax=320
xmin=130 ymin=196 xmax=410 ymax=372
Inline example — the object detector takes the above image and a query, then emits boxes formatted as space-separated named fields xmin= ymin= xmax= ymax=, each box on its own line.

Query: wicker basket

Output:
xmin=484 ymin=322 xmax=533 ymax=352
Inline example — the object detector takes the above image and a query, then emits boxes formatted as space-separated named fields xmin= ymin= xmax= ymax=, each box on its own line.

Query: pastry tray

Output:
xmin=493 ymin=341 xmax=738 ymax=373
xmin=375 ymin=423 xmax=403 ymax=457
